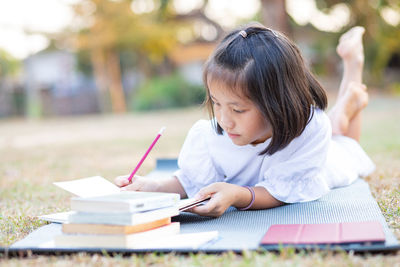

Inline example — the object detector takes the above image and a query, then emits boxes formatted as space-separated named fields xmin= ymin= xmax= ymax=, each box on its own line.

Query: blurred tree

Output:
xmin=71 ymin=0 xmax=179 ymax=113
xmin=0 ymin=49 xmax=20 ymax=78
xmin=0 ymin=50 xmax=25 ymax=117
xmin=260 ymin=0 xmax=291 ymax=36
xmin=173 ymin=0 xmax=225 ymax=40
xmin=315 ymin=0 xmax=400 ymax=82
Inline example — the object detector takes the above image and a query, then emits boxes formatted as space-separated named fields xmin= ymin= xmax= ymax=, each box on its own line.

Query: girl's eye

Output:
xmin=233 ymin=109 xmax=245 ymax=113
xmin=211 ymin=100 xmax=220 ymax=106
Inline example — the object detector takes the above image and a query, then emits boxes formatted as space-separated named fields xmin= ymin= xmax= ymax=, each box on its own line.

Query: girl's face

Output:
xmin=208 ymin=80 xmax=272 ymax=146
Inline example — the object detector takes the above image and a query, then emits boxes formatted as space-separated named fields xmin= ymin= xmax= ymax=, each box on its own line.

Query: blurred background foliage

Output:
xmin=314 ymin=0 xmax=400 ymax=82
xmin=0 ymin=0 xmax=399 ymax=118
xmin=132 ymin=72 xmax=205 ymax=110
xmin=0 ymin=49 xmax=21 ymax=77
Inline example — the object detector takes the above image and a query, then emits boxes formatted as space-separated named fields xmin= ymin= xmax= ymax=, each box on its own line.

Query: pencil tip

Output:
xmin=159 ymin=127 xmax=166 ymax=135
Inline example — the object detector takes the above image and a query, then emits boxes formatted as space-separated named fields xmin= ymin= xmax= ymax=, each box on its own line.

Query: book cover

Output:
xmin=260 ymin=221 xmax=385 ymax=245
xmin=55 ymin=222 xmax=180 ymax=248
xmin=67 ymin=206 xmax=179 ymax=225
xmin=178 ymin=196 xmax=211 ymax=211
xmin=62 ymin=217 xmax=171 ymax=235
xmin=70 ymin=191 xmax=180 ymax=213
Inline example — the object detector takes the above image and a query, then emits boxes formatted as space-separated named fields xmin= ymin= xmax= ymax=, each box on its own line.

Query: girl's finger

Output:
xmin=190 ymin=204 xmax=220 ymax=217
xmin=121 ymin=182 xmax=141 ymax=191
xmin=194 ymin=184 xmax=218 ymax=200
xmin=114 ymin=175 xmax=130 ymax=187
xmin=191 ymin=196 xmax=218 ymax=213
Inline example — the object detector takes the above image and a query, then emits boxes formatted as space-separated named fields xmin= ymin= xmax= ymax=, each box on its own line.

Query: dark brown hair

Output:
xmin=203 ymin=23 xmax=327 ymax=155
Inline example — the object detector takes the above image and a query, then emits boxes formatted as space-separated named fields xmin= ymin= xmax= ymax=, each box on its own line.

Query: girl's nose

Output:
xmin=220 ymin=112 xmax=234 ymax=129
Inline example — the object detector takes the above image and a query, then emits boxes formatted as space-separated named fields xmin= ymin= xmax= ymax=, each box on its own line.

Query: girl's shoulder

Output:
xmin=183 ymin=119 xmax=217 ymax=146
xmin=311 ymin=107 xmax=330 ymax=123
xmin=187 ymin=119 xmax=218 ymax=138
xmin=190 ymin=119 xmax=212 ymax=130
xmin=283 ymin=108 xmax=331 ymax=152
xmin=304 ymin=108 xmax=331 ymax=135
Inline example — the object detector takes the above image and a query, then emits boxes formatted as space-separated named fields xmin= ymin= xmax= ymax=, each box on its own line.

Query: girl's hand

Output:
xmin=189 ymin=182 xmax=242 ymax=217
xmin=114 ymin=174 xmax=131 ymax=187
xmin=114 ymin=175 xmax=160 ymax=192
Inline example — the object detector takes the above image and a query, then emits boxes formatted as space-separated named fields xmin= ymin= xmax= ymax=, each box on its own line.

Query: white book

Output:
xmin=67 ymin=206 xmax=179 ymax=225
xmin=70 ymin=191 xmax=180 ymax=213
xmin=54 ymin=222 xmax=180 ymax=248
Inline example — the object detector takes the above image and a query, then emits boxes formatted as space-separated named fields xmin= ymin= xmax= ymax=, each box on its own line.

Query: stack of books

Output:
xmin=54 ymin=191 xmax=182 ymax=248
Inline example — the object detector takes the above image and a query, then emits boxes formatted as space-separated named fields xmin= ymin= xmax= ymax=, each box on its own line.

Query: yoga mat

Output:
xmin=3 ymin=159 xmax=399 ymax=254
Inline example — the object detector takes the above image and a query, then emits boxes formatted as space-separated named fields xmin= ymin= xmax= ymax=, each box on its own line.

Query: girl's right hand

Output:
xmin=114 ymin=174 xmax=131 ymax=187
xmin=114 ymin=175 xmax=160 ymax=192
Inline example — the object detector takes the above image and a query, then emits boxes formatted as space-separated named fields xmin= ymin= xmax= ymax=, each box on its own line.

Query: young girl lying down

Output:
xmin=115 ymin=23 xmax=374 ymax=217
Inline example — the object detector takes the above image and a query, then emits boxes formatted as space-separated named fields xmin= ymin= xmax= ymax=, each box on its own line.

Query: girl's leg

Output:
xmin=336 ymin=26 xmax=365 ymax=97
xmin=328 ymin=26 xmax=367 ymax=142
xmin=328 ymin=82 xmax=368 ymax=140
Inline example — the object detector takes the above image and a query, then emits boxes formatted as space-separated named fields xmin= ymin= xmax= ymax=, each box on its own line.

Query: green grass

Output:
xmin=1 ymin=96 xmax=399 ymax=265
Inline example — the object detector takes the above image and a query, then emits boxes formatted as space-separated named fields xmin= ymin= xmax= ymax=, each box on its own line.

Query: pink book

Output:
xmin=261 ymin=221 xmax=385 ymax=245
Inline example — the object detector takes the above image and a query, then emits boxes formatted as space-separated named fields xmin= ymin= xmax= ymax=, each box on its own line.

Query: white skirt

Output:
xmin=325 ymin=135 xmax=375 ymax=189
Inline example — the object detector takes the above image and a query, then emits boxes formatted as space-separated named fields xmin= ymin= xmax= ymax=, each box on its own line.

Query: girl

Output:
xmin=115 ymin=23 xmax=374 ymax=217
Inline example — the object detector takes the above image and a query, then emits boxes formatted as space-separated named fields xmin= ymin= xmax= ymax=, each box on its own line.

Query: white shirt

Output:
xmin=174 ymin=109 xmax=375 ymax=203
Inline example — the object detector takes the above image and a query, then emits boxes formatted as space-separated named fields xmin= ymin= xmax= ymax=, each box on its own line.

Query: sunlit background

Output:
xmin=0 ymin=0 xmax=399 ymax=117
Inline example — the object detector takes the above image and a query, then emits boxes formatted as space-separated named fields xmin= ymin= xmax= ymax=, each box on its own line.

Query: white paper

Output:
xmin=130 ymin=231 xmax=219 ymax=249
xmin=37 ymin=211 xmax=75 ymax=224
xmin=53 ymin=176 xmax=120 ymax=197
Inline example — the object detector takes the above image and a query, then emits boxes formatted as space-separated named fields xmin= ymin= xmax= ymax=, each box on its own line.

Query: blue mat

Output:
xmin=3 ymin=159 xmax=400 ymax=254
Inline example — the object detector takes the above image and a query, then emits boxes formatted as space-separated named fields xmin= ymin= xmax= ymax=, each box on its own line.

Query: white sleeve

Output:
xmin=173 ymin=120 xmax=221 ymax=198
xmin=256 ymin=110 xmax=331 ymax=203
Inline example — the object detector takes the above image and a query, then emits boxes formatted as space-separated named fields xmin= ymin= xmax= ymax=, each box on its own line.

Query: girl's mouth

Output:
xmin=228 ymin=133 xmax=240 ymax=139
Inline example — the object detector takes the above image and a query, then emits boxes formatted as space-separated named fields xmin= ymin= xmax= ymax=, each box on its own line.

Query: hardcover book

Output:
xmin=67 ymin=206 xmax=179 ymax=225
xmin=70 ymin=191 xmax=180 ymax=213
xmin=62 ymin=217 xmax=171 ymax=235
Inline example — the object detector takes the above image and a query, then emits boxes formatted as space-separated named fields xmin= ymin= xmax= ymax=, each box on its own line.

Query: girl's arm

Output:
xmin=115 ymin=175 xmax=187 ymax=199
xmin=189 ymin=182 xmax=284 ymax=217
xmin=242 ymin=186 xmax=283 ymax=209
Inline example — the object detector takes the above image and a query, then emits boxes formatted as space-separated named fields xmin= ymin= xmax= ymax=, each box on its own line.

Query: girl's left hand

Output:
xmin=188 ymin=182 xmax=241 ymax=217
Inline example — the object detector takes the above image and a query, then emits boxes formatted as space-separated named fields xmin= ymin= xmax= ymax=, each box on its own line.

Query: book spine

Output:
xmin=62 ymin=217 xmax=172 ymax=235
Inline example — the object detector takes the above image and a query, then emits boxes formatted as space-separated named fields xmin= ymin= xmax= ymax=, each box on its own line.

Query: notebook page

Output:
xmin=54 ymin=176 xmax=120 ymax=197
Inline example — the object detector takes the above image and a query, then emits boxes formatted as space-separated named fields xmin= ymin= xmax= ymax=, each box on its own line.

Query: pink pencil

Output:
xmin=128 ymin=127 xmax=166 ymax=182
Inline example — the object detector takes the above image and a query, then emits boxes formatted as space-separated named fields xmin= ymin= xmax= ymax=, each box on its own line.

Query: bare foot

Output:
xmin=336 ymin=26 xmax=365 ymax=67
xmin=336 ymin=26 xmax=365 ymax=98
xmin=329 ymin=82 xmax=368 ymax=136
